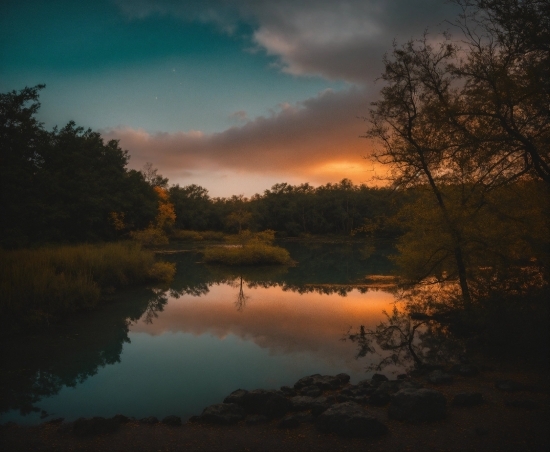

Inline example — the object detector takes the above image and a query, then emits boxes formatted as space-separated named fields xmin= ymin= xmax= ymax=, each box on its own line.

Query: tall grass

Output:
xmin=202 ymin=231 xmax=294 ymax=266
xmin=0 ymin=242 xmax=175 ymax=328
xmin=203 ymin=242 xmax=294 ymax=265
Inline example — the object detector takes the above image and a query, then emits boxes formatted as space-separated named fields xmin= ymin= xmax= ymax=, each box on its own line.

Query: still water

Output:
xmin=0 ymin=241 xmax=399 ymax=425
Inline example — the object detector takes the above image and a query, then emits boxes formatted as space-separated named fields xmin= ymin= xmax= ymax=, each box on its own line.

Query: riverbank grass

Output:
xmin=202 ymin=230 xmax=294 ymax=266
xmin=0 ymin=242 xmax=175 ymax=327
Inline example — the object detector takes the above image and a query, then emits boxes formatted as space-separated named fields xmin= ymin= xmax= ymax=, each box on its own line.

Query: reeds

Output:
xmin=202 ymin=242 xmax=294 ymax=266
xmin=0 ymin=242 xmax=175 ymax=327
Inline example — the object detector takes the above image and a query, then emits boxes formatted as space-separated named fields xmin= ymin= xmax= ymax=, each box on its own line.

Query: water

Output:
xmin=0 ymin=241 xmax=400 ymax=424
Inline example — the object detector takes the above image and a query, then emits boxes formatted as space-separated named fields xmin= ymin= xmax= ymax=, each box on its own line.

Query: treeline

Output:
xmin=169 ymin=180 xmax=403 ymax=238
xmin=0 ymin=85 xmax=404 ymax=248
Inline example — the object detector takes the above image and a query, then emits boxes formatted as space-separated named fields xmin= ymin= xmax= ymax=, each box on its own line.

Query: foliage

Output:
xmin=203 ymin=231 xmax=294 ymax=266
xmin=130 ymin=227 xmax=169 ymax=247
xmin=0 ymin=242 xmax=175 ymax=328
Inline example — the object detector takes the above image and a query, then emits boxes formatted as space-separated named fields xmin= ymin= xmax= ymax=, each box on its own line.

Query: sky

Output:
xmin=1 ymin=0 xmax=460 ymax=197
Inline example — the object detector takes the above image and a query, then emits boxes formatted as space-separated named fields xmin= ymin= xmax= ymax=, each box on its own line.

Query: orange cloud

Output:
xmin=103 ymin=87 xmax=389 ymax=190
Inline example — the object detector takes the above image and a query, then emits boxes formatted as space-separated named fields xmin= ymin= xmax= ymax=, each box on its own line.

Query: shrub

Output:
xmin=203 ymin=241 xmax=294 ymax=266
xmin=0 ymin=242 xmax=175 ymax=329
xmin=171 ymin=229 xmax=204 ymax=241
xmin=130 ymin=227 xmax=169 ymax=247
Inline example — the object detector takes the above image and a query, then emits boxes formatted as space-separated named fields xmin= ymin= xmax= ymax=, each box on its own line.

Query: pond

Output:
xmin=0 ymin=241 xmax=402 ymax=425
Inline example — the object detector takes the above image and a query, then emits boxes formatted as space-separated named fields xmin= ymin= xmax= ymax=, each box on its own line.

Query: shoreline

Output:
xmin=2 ymin=365 xmax=549 ymax=451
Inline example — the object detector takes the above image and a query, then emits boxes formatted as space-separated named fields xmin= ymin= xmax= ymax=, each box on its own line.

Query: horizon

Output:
xmin=1 ymin=0 xmax=460 ymax=197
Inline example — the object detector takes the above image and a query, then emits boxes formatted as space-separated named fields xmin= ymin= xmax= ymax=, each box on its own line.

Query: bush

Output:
xmin=171 ymin=229 xmax=204 ymax=241
xmin=0 ymin=242 xmax=175 ymax=329
xmin=203 ymin=242 xmax=294 ymax=266
xmin=130 ymin=228 xmax=169 ymax=247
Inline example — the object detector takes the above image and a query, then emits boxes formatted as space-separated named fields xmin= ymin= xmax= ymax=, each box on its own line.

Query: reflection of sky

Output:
xmin=1 ymin=283 xmax=396 ymax=424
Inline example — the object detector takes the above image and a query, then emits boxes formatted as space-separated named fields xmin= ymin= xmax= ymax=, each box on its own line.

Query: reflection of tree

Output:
xmin=347 ymin=284 xmax=467 ymax=372
xmin=234 ymin=276 xmax=249 ymax=312
xmin=141 ymin=289 xmax=169 ymax=324
xmin=0 ymin=287 xmax=168 ymax=417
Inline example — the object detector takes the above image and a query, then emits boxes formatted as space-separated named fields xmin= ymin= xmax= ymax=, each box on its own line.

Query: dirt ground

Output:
xmin=2 ymin=366 xmax=549 ymax=452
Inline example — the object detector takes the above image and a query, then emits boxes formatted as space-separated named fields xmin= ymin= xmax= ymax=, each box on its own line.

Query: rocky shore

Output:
xmin=1 ymin=365 xmax=549 ymax=451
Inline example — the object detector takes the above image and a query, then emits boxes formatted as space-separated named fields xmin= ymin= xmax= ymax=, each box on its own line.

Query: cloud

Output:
xmin=103 ymin=86 xmax=389 ymax=188
xmin=228 ymin=110 xmax=248 ymax=122
xmin=113 ymin=0 xmax=460 ymax=83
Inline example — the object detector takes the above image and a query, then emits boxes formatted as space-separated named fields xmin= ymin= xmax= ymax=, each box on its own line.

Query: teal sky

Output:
xmin=1 ymin=0 xmax=459 ymax=196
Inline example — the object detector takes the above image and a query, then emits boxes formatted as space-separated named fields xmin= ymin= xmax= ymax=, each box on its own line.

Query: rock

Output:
xmin=161 ymin=415 xmax=182 ymax=426
xmin=188 ymin=415 xmax=200 ymax=423
xmin=357 ymin=379 xmax=373 ymax=388
xmin=371 ymin=373 xmax=389 ymax=385
xmin=280 ymin=386 xmax=296 ymax=397
xmin=427 ymin=370 xmax=454 ymax=385
xmin=397 ymin=374 xmax=408 ymax=380
xmin=111 ymin=414 xmax=130 ymax=424
xmin=389 ymin=388 xmax=447 ymax=422
xmin=505 ymin=399 xmax=539 ymax=409
xmin=300 ymin=386 xmax=323 ymax=397
xmin=451 ymin=364 xmax=479 ymax=377
xmin=310 ymin=397 xmax=334 ymax=416
xmin=278 ymin=412 xmax=313 ymax=428
xmin=316 ymin=402 xmax=388 ymax=438
xmin=224 ymin=389 xmax=291 ymax=418
xmin=223 ymin=389 xmax=249 ymax=405
xmin=246 ymin=414 xmax=270 ymax=425
xmin=368 ymin=391 xmax=391 ymax=406
xmin=452 ymin=392 xmax=484 ymax=407
xmin=139 ymin=416 xmax=159 ymax=425
xmin=199 ymin=403 xmax=245 ymax=425
xmin=377 ymin=380 xmax=406 ymax=394
xmin=73 ymin=417 xmax=120 ymax=436
xmin=495 ymin=380 xmax=523 ymax=392
xmin=44 ymin=417 xmax=64 ymax=425
xmin=294 ymin=374 xmax=348 ymax=391
xmin=291 ymin=396 xmax=316 ymax=411
xmin=341 ymin=385 xmax=375 ymax=397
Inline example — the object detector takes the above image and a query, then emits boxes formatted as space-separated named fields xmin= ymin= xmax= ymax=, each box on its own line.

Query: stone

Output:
xmin=300 ymin=386 xmax=323 ymax=397
xmin=223 ymin=389 xmax=249 ymax=405
xmin=246 ymin=414 xmax=270 ymax=425
xmin=279 ymin=386 xmax=296 ymax=397
xmin=377 ymin=380 xmax=406 ymax=394
xmin=224 ymin=389 xmax=291 ymax=418
xmin=427 ymin=369 xmax=454 ymax=385
xmin=341 ymin=385 xmax=375 ymax=397
xmin=44 ymin=417 xmax=64 ymax=425
xmin=452 ymin=392 xmax=484 ymax=407
xmin=278 ymin=412 xmax=313 ymax=429
xmin=397 ymin=374 xmax=408 ymax=380
xmin=371 ymin=373 xmax=389 ymax=384
xmin=335 ymin=373 xmax=351 ymax=385
xmin=111 ymin=414 xmax=130 ymax=424
xmin=451 ymin=364 xmax=479 ymax=377
xmin=357 ymin=379 xmax=373 ymax=388
xmin=294 ymin=374 xmax=348 ymax=391
xmin=310 ymin=397 xmax=334 ymax=416
xmin=290 ymin=396 xmax=316 ymax=411
xmin=139 ymin=416 xmax=159 ymax=425
xmin=161 ymin=415 xmax=182 ymax=426
xmin=368 ymin=391 xmax=391 ymax=406
xmin=389 ymin=388 xmax=447 ymax=422
xmin=199 ymin=403 xmax=245 ymax=425
xmin=72 ymin=417 xmax=120 ymax=436
xmin=316 ymin=402 xmax=388 ymax=438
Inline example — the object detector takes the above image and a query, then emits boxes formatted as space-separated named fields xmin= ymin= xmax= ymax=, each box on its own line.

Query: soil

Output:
xmin=1 ymin=365 xmax=549 ymax=452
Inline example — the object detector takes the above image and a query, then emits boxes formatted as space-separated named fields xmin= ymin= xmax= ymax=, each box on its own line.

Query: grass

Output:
xmin=202 ymin=231 xmax=294 ymax=266
xmin=0 ymin=242 xmax=175 ymax=328
xmin=171 ymin=229 xmax=226 ymax=242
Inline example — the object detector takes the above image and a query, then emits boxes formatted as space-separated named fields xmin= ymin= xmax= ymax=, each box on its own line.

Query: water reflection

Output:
xmin=0 ymin=242 xmax=398 ymax=423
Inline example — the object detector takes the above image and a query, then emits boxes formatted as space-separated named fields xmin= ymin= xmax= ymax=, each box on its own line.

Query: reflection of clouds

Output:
xmin=131 ymin=284 xmax=395 ymax=368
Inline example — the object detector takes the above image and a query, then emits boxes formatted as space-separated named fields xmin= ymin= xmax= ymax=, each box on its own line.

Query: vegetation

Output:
xmin=0 ymin=242 xmax=175 ymax=330
xmin=348 ymin=0 xmax=549 ymax=371
xmin=202 ymin=230 xmax=294 ymax=266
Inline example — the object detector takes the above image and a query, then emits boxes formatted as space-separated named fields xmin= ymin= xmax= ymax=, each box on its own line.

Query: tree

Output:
xmin=366 ymin=0 xmax=550 ymax=306
xmin=0 ymin=85 xmax=47 ymax=246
